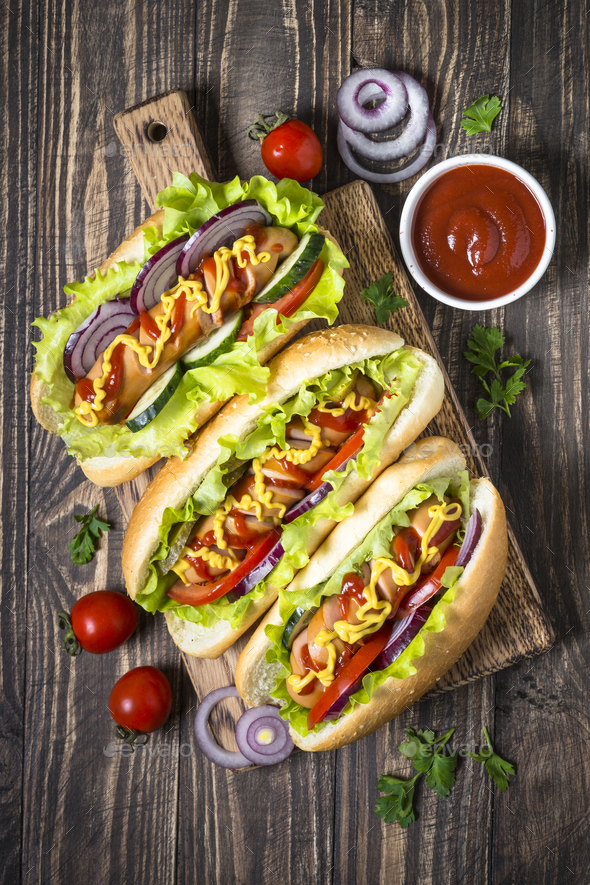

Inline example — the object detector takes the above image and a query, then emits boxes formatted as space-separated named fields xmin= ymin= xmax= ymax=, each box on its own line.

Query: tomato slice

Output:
xmin=394 ymin=544 xmax=460 ymax=620
xmin=306 ymin=424 xmax=365 ymax=491
xmin=167 ymin=529 xmax=281 ymax=606
xmin=237 ymin=258 xmax=325 ymax=341
xmin=307 ymin=623 xmax=392 ymax=730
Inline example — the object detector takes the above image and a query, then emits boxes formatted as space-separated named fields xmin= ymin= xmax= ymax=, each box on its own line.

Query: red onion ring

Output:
xmin=63 ymin=298 xmax=136 ymax=382
xmin=193 ymin=686 xmax=251 ymax=769
xmin=337 ymin=112 xmax=437 ymax=184
xmin=337 ymin=68 xmax=408 ymax=134
xmin=234 ymin=706 xmax=294 ymax=765
xmin=455 ymin=509 xmax=482 ymax=568
xmin=339 ymin=72 xmax=429 ymax=161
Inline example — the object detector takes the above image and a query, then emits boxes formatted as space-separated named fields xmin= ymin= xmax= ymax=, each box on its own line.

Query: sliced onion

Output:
xmin=337 ymin=112 xmax=437 ymax=184
xmin=282 ymin=452 xmax=357 ymax=525
xmin=234 ymin=706 xmax=294 ymax=765
xmin=63 ymin=298 xmax=136 ymax=382
xmin=282 ymin=481 xmax=331 ymax=524
xmin=374 ymin=601 xmax=436 ymax=672
xmin=455 ymin=509 xmax=482 ymax=568
xmin=337 ymin=68 xmax=408 ymax=134
xmin=177 ymin=200 xmax=272 ymax=278
xmin=130 ymin=235 xmax=189 ymax=314
xmin=339 ymin=73 xmax=429 ymax=162
xmin=231 ymin=537 xmax=285 ymax=600
xmin=194 ymin=686 xmax=251 ymax=769
xmin=323 ymin=676 xmax=363 ymax=722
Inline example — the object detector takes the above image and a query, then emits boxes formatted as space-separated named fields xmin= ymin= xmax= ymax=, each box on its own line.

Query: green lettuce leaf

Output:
xmin=32 ymin=173 xmax=345 ymax=463
xmin=139 ymin=351 xmax=423 ymax=630
xmin=265 ymin=473 xmax=471 ymax=737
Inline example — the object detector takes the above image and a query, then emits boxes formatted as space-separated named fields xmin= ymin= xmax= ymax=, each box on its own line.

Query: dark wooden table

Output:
xmin=3 ymin=1 xmax=589 ymax=883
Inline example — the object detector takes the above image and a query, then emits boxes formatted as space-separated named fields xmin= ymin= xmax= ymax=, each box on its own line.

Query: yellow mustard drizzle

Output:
xmin=315 ymin=390 xmax=374 ymax=418
xmin=75 ymin=236 xmax=270 ymax=427
xmin=172 ymin=544 xmax=239 ymax=584
xmin=288 ymin=500 xmax=463 ymax=693
xmin=211 ymin=235 xmax=270 ymax=311
xmin=212 ymin=419 xmax=330 ymax=548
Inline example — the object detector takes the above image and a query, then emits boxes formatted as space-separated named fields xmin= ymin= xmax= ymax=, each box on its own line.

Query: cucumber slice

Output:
xmin=180 ymin=310 xmax=243 ymax=370
xmin=125 ymin=362 xmax=184 ymax=433
xmin=253 ymin=232 xmax=325 ymax=304
xmin=282 ymin=605 xmax=318 ymax=651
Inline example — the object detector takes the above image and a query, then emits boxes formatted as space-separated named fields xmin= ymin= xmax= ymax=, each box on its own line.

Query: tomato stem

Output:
xmin=246 ymin=111 xmax=290 ymax=143
xmin=113 ymin=725 xmax=150 ymax=751
xmin=58 ymin=610 xmax=82 ymax=657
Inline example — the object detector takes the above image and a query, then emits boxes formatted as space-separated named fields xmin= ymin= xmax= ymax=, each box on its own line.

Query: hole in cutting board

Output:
xmin=147 ymin=121 xmax=168 ymax=143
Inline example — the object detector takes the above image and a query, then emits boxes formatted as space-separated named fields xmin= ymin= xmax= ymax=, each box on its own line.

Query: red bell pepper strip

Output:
xmin=394 ymin=544 xmax=460 ymax=620
xmin=236 ymin=258 xmax=325 ymax=341
xmin=167 ymin=529 xmax=281 ymax=607
xmin=307 ymin=622 xmax=392 ymax=730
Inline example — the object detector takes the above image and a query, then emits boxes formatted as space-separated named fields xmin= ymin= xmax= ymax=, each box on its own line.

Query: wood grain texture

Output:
xmin=5 ymin=0 xmax=590 ymax=884
xmin=113 ymin=90 xmax=217 ymax=209
xmin=20 ymin=1 xmax=197 ymax=884
xmin=0 ymin=2 xmax=38 ymax=883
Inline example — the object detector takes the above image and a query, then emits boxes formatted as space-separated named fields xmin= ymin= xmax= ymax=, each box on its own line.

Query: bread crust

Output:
xmin=123 ymin=327 xmax=444 ymax=657
xmin=30 ymin=216 xmax=341 ymax=487
xmin=235 ymin=438 xmax=507 ymax=750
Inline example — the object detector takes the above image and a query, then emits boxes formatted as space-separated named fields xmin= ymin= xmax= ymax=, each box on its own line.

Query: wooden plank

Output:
xmin=113 ymin=89 xmax=217 ymax=210
xmin=0 ymin=1 xmax=38 ymax=883
xmin=491 ymin=0 xmax=590 ymax=881
xmin=21 ymin=2 xmax=197 ymax=884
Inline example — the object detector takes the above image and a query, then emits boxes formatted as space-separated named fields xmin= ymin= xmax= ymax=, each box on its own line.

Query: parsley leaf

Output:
xmin=461 ymin=95 xmax=502 ymax=135
xmin=467 ymin=726 xmax=515 ymax=792
xmin=399 ymin=728 xmax=458 ymax=798
xmin=375 ymin=773 xmax=420 ymax=828
xmin=361 ymin=271 xmax=408 ymax=325
xmin=465 ymin=325 xmax=530 ymax=419
xmin=68 ymin=505 xmax=111 ymax=564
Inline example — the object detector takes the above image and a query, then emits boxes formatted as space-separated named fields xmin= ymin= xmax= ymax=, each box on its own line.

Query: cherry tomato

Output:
xmin=260 ymin=119 xmax=323 ymax=182
xmin=109 ymin=666 xmax=173 ymax=733
xmin=68 ymin=590 xmax=137 ymax=654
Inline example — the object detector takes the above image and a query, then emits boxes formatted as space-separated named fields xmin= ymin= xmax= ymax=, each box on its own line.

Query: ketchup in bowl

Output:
xmin=411 ymin=164 xmax=546 ymax=302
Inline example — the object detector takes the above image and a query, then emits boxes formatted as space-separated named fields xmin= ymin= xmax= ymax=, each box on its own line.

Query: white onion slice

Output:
xmin=337 ymin=113 xmax=437 ymax=184
xmin=337 ymin=68 xmax=408 ymax=134
xmin=339 ymin=73 xmax=429 ymax=161
xmin=193 ymin=687 xmax=251 ymax=769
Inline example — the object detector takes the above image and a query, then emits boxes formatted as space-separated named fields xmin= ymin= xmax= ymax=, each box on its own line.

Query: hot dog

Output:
xmin=31 ymin=173 xmax=347 ymax=487
xmin=235 ymin=437 xmax=507 ymax=751
xmin=121 ymin=325 xmax=445 ymax=658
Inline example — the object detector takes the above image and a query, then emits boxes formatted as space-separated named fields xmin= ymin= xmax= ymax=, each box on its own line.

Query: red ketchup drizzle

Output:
xmin=337 ymin=572 xmax=367 ymax=621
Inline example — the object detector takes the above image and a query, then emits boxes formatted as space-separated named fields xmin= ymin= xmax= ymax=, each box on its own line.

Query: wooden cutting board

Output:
xmin=112 ymin=89 xmax=554 ymax=755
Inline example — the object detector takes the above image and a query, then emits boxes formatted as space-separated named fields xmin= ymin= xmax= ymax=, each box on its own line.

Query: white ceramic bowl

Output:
xmin=399 ymin=154 xmax=556 ymax=311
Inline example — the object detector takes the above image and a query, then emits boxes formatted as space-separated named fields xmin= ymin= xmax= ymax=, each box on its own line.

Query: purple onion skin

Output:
xmin=323 ymin=677 xmax=363 ymax=721
xmin=455 ymin=509 xmax=482 ymax=568
xmin=374 ymin=602 xmax=435 ymax=671
xmin=231 ymin=539 xmax=285 ymax=600
xmin=176 ymin=200 xmax=272 ymax=278
xmin=63 ymin=298 xmax=136 ymax=382
xmin=130 ymin=235 xmax=189 ymax=314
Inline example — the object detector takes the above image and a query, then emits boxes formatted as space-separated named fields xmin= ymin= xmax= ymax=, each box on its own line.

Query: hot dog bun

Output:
xmin=30 ymin=208 xmax=342 ymax=487
xmin=122 ymin=325 xmax=445 ymax=658
xmin=235 ymin=437 xmax=507 ymax=751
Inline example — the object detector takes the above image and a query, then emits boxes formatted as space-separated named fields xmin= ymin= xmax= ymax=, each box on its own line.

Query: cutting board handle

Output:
xmin=113 ymin=88 xmax=217 ymax=209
